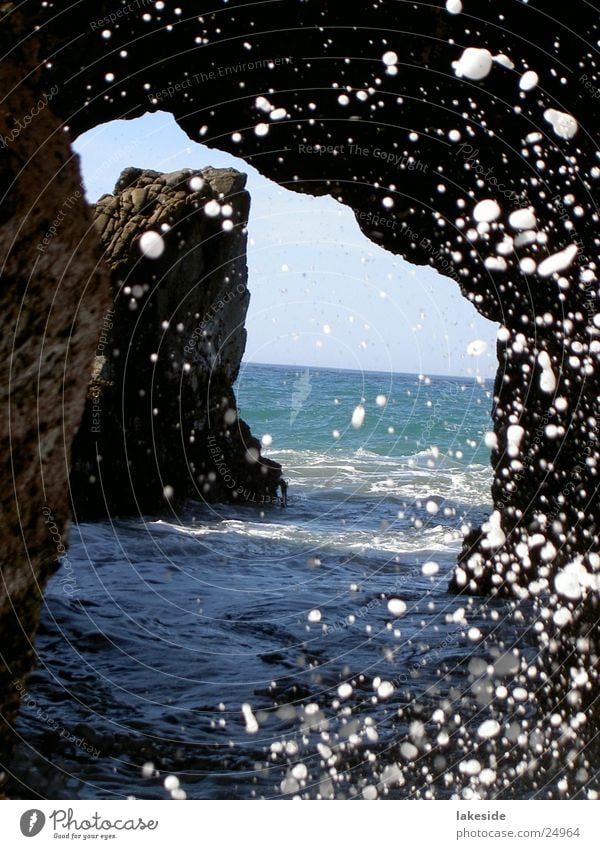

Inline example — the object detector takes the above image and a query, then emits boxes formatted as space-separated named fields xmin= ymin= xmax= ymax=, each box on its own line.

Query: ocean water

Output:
xmin=9 ymin=364 xmax=555 ymax=799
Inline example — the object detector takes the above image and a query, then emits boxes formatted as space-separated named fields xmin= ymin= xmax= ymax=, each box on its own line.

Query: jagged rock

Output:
xmin=69 ymin=167 xmax=281 ymax=518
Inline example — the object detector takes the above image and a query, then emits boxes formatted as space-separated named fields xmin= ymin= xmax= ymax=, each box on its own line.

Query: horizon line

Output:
xmin=241 ymin=360 xmax=492 ymax=382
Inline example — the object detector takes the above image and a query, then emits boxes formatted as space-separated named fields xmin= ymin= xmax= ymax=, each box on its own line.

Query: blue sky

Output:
xmin=74 ymin=111 xmax=498 ymax=378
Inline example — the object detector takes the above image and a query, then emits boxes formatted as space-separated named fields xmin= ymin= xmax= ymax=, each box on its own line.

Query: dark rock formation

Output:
xmin=70 ymin=167 xmax=281 ymax=518
xmin=4 ymin=0 xmax=600 ymax=772
xmin=0 ymin=10 xmax=110 ymax=770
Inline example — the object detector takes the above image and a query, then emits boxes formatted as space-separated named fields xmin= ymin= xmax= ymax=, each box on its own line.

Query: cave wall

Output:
xmin=3 ymin=0 xmax=600 ymax=770
xmin=0 ymin=11 xmax=111 ymax=766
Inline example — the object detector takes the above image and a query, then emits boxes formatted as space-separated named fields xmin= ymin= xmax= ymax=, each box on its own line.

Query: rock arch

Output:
xmin=2 ymin=1 xmax=599 ymax=766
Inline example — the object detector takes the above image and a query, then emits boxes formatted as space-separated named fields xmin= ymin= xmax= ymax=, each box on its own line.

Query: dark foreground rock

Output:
xmin=0 ymin=11 xmax=110 ymax=772
xmin=70 ymin=167 xmax=281 ymax=518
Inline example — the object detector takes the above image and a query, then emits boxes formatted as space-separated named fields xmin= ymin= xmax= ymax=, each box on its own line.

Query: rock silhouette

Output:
xmin=70 ymin=166 xmax=281 ymax=518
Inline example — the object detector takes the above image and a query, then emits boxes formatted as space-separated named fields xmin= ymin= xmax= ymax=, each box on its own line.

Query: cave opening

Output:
xmin=73 ymin=109 xmax=500 ymax=535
